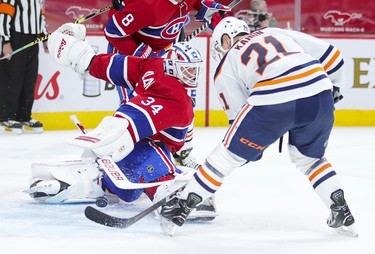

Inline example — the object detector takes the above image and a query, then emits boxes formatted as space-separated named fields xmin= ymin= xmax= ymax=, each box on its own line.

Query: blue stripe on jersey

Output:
xmin=105 ymin=19 xmax=124 ymax=37
xmin=163 ymin=127 xmax=188 ymax=142
xmin=327 ymin=59 xmax=344 ymax=75
xmin=110 ymin=55 xmax=133 ymax=89
xmin=140 ymin=26 xmax=164 ymax=37
xmin=259 ymin=60 xmax=321 ymax=83
xmin=252 ymin=74 xmax=329 ymax=96
xmin=118 ymin=104 xmax=154 ymax=139
xmin=194 ymin=174 xmax=216 ymax=194
xmin=319 ymin=45 xmax=333 ymax=63
xmin=312 ymin=171 xmax=337 ymax=189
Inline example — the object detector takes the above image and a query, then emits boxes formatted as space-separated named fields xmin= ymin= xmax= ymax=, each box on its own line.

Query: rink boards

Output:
xmin=33 ymin=36 xmax=375 ymax=130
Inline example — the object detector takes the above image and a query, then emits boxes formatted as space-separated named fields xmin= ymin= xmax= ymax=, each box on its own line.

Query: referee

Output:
xmin=0 ymin=0 xmax=49 ymax=134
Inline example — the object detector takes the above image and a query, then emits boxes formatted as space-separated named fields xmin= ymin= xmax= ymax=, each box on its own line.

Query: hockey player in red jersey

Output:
xmin=25 ymin=23 xmax=216 ymax=220
xmin=106 ymin=0 xmax=230 ymax=56
xmin=107 ymin=0 xmax=231 ymax=170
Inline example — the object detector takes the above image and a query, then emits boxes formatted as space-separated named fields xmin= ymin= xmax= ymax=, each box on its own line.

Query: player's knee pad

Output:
xmin=68 ymin=116 xmax=135 ymax=162
xmin=206 ymin=143 xmax=248 ymax=176
xmin=25 ymin=160 xmax=105 ymax=203
xmin=288 ymin=144 xmax=323 ymax=174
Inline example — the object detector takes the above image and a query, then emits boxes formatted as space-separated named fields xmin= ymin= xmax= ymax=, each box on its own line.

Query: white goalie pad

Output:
xmin=68 ymin=116 xmax=135 ymax=162
xmin=25 ymin=160 xmax=105 ymax=203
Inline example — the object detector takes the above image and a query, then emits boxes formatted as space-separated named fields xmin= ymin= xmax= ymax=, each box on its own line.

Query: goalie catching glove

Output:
xmin=48 ymin=23 xmax=96 ymax=77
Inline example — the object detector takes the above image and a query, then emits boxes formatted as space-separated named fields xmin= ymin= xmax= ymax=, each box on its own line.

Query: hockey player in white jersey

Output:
xmin=158 ymin=17 xmax=356 ymax=237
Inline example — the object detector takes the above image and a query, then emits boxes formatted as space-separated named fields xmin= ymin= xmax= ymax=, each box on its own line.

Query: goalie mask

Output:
xmin=163 ymin=42 xmax=203 ymax=88
xmin=211 ymin=17 xmax=250 ymax=61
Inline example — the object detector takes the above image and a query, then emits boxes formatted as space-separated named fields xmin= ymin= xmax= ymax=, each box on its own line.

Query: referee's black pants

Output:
xmin=0 ymin=32 xmax=39 ymax=122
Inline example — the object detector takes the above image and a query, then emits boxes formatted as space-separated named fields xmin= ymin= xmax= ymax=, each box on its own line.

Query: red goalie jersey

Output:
xmin=89 ymin=54 xmax=194 ymax=152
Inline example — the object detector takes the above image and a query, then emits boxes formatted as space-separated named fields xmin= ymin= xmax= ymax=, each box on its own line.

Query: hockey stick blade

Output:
xmin=84 ymin=185 xmax=186 ymax=228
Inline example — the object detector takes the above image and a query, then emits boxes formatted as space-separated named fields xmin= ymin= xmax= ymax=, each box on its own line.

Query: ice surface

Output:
xmin=0 ymin=127 xmax=374 ymax=254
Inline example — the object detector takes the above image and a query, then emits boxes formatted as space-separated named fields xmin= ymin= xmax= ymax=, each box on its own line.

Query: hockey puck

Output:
xmin=95 ymin=196 xmax=108 ymax=207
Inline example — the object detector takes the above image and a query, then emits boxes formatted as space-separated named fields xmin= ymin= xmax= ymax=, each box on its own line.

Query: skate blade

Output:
xmin=23 ymin=126 xmax=43 ymax=133
xmin=334 ymin=225 xmax=359 ymax=237
xmin=3 ymin=127 xmax=22 ymax=135
xmin=160 ymin=218 xmax=177 ymax=236
xmin=187 ymin=210 xmax=218 ymax=222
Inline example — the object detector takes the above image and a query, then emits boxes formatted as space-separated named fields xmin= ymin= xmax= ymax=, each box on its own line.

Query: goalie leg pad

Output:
xmin=68 ymin=116 xmax=135 ymax=161
xmin=26 ymin=160 xmax=105 ymax=203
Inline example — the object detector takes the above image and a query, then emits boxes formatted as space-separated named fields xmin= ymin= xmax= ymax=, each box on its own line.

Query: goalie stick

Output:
xmin=0 ymin=5 xmax=112 ymax=61
xmin=183 ymin=0 xmax=243 ymax=42
xmin=84 ymin=184 xmax=186 ymax=228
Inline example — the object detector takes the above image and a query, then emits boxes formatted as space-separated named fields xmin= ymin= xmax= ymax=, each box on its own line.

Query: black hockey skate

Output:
xmin=22 ymin=119 xmax=43 ymax=133
xmin=188 ymin=196 xmax=217 ymax=222
xmin=327 ymin=189 xmax=358 ymax=237
xmin=160 ymin=192 xmax=202 ymax=236
xmin=0 ymin=120 xmax=23 ymax=135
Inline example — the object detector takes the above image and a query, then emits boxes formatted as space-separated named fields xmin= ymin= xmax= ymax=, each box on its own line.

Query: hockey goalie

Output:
xmin=23 ymin=22 xmax=216 ymax=221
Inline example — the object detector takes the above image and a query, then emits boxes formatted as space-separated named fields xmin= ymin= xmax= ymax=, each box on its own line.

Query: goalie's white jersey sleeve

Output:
xmin=214 ymin=27 xmax=344 ymax=122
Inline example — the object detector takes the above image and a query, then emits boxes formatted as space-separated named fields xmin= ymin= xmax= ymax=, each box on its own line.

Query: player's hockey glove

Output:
xmin=333 ymin=86 xmax=343 ymax=104
xmin=133 ymin=43 xmax=166 ymax=58
xmin=209 ymin=11 xmax=229 ymax=30
xmin=112 ymin=0 xmax=124 ymax=11
xmin=195 ymin=0 xmax=230 ymax=22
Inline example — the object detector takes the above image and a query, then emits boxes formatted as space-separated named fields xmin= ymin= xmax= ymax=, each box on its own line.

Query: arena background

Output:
xmin=30 ymin=0 xmax=375 ymax=130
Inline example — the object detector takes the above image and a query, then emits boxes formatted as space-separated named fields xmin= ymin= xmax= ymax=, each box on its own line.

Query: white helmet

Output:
xmin=211 ymin=17 xmax=250 ymax=61
xmin=163 ymin=42 xmax=203 ymax=88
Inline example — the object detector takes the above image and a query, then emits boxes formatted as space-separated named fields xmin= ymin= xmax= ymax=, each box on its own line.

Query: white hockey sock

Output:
xmin=180 ymin=161 xmax=225 ymax=202
xmin=306 ymin=159 xmax=343 ymax=208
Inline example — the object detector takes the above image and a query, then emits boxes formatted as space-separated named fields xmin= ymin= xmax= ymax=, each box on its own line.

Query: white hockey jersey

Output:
xmin=213 ymin=27 xmax=344 ymax=122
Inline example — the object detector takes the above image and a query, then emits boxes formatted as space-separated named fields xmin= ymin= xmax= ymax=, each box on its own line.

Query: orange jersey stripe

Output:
xmin=254 ymin=66 xmax=325 ymax=88
xmin=0 ymin=3 xmax=15 ymax=17
xmin=185 ymin=131 xmax=193 ymax=139
xmin=309 ymin=163 xmax=332 ymax=182
xmin=199 ymin=166 xmax=222 ymax=187
xmin=324 ymin=50 xmax=340 ymax=71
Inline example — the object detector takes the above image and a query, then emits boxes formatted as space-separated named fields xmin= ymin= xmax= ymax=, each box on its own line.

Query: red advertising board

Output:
xmin=44 ymin=0 xmax=374 ymax=37
xmin=300 ymin=0 xmax=375 ymax=36
xmin=44 ymin=0 xmax=109 ymax=35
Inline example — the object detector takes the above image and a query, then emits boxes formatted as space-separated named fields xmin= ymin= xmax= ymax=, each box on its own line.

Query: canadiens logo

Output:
xmin=160 ymin=16 xmax=187 ymax=40
xmin=323 ymin=10 xmax=362 ymax=26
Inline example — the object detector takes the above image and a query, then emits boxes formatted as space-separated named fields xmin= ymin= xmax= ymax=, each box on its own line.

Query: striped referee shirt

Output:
xmin=0 ymin=0 xmax=48 ymax=43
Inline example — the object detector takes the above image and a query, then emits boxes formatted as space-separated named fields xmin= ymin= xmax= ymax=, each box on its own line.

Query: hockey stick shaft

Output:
xmin=70 ymin=114 xmax=88 ymax=134
xmin=0 ymin=5 xmax=112 ymax=61
xmin=183 ymin=0 xmax=243 ymax=42
xmin=84 ymin=184 xmax=186 ymax=228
